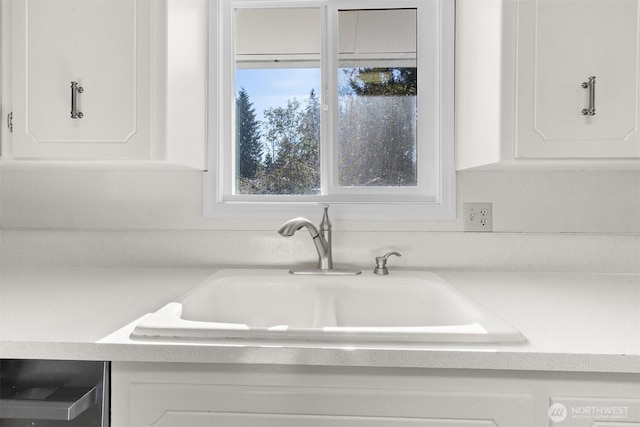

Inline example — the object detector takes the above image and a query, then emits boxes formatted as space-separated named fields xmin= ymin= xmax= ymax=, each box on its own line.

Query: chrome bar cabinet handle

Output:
xmin=70 ymin=81 xmax=84 ymax=119
xmin=581 ymin=76 xmax=596 ymax=116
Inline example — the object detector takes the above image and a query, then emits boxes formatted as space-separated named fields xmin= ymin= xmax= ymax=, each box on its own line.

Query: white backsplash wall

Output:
xmin=1 ymin=168 xmax=638 ymax=232
xmin=1 ymin=229 xmax=637 ymax=273
xmin=0 ymin=168 xmax=639 ymax=272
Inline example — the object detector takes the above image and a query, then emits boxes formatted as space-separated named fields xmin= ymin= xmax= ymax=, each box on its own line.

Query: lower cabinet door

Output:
xmin=123 ymin=383 xmax=532 ymax=427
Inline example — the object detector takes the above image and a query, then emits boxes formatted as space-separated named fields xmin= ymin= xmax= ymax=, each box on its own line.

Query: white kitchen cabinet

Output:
xmin=111 ymin=363 xmax=640 ymax=427
xmin=4 ymin=0 xmax=207 ymax=168
xmin=112 ymin=363 xmax=534 ymax=426
xmin=126 ymin=385 xmax=530 ymax=426
xmin=515 ymin=0 xmax=640 ymax=159
xmin=455 ymin=0 xmax=640 ymax=169
xmin=10 ymin=0 xmax=156 ymax=160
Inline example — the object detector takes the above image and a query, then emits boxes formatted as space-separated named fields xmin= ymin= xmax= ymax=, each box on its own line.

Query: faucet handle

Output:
xmin=373 ymin=251 xmax=402 ymax=275
xmin=320 ymin=204 xmax=331 ymax=231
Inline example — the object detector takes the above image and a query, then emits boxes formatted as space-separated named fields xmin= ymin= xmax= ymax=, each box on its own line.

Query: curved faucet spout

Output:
xmin=277 ymin=217 xmax=332 ymax=270
xmin=278 ymin=217 xmax=319 ymax=238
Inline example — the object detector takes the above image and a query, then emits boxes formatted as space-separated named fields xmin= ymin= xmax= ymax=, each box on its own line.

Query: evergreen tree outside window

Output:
xmin=236 ymin=87 xmax=262 ymax=182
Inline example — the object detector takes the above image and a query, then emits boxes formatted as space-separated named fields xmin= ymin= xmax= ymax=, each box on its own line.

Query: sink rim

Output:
xmin=131 ymin=269 xmax=527 ymax=344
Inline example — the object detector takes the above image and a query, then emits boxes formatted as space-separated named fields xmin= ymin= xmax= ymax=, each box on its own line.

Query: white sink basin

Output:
xmin=131 ymin=269 xmax=525 ymax=343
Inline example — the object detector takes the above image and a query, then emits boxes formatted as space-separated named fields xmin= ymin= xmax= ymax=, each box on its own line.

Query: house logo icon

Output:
xmin=548 ymin=403 xmax=568 ymax=422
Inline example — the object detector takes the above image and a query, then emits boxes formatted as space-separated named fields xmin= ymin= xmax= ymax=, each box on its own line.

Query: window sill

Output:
xmin=204 ymin=186 xmax=456 ymax=221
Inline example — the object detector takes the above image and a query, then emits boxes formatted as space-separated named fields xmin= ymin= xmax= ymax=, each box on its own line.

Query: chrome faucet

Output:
xmin=278 ymin=209 xmax=332 ymax=270
xmin=277 ymin=205 xmax=360 ymax=275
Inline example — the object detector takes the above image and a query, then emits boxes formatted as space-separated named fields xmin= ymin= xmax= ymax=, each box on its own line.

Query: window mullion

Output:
xmin=320 ymin=3 xmax=335 ymax=197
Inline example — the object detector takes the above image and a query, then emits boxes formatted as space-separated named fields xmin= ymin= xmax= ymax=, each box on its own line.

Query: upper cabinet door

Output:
xmin=11 ymin=0 xmax=154 ymax=159
xmin=515 ymin=0 xmax=640 ymax=159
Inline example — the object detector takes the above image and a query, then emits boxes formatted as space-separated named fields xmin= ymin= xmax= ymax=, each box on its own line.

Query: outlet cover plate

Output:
xmin=463 ymin=203 xmax=493 ymax=232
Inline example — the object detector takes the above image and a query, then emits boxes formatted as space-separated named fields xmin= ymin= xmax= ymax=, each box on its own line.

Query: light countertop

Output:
xmin=1 ymin=267 xmax=638 ymax=373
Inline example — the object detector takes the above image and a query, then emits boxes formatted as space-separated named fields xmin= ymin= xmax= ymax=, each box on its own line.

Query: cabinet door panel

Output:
xmin=124 ymin=382 xmax=531 ymax=427
xmin=516 ymin=0 xmax=640 ymax=158
xmin=12 ymin=0 xmax=153 ymax=159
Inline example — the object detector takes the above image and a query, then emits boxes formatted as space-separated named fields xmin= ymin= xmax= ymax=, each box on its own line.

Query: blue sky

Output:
xmin=236 ymin=68 xmax=321 ymax=122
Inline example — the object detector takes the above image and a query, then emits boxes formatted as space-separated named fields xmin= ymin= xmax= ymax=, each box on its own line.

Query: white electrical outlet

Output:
xmin=463 ymin=203 xmax=493 ymax=232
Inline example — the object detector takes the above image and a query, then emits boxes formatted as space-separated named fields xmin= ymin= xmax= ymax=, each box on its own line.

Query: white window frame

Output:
xmin=204 ymin=0 xmax=455 ymax=220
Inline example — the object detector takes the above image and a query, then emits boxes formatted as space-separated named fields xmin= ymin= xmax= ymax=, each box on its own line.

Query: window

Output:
xmin=206 ymin=0 xmax=455 ymax=219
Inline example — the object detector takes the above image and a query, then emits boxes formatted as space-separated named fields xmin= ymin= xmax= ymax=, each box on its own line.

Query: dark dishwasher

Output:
xmin=0 ymin=359 xmax=109 ymax=426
